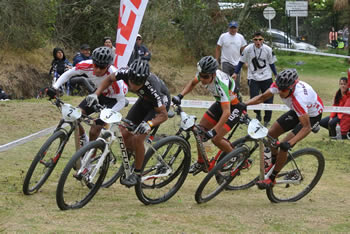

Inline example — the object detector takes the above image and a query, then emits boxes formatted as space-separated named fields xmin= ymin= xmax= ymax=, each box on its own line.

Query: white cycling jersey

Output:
xmin=196 ymin=69 xmax=239 ymax=105
xmin=53 ymin=59 xmax=128 ymax=112
xmin=270 ymin=80 xmax=324 ymax=117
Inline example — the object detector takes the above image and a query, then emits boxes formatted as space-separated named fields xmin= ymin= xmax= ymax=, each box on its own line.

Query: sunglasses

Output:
xmin=253 ymin=38 xmax=264 ymax=41
xmin=137 ymin=37 xmax=142 ymax=40
xmin=130 ymin=79 xmax=144 ymax=86
xmin=199 ymin=73 xmax=211 ymax=79
xmin=94 ymin=64 xmax=108 ymax=69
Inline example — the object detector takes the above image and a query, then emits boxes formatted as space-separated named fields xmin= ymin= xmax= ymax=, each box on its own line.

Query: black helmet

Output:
xmin=128 ymin=58 xmax=150 ymax=85
xmin=92 ymin=46 xmax=113 ymax=67
xmin=197 ymin=56 xmax=218 ymax=74
xmin=276 ymin=69 xmax=298 ymax=90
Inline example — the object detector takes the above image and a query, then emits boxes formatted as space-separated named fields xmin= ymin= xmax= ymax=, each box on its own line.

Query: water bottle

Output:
xmin=336 ymin=124 xmax=341 ymax=140
xmin=264 ymin=146 xmax=272 ymax=169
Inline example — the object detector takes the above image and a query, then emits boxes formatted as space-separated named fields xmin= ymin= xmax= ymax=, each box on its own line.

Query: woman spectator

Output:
xmin=320 ymin=77 xmax=349 ymax=138
xmin=49 ymin=48 xmax=72 ymax=94
xmin=103 ymin=36 xmax=116 ymax=63
xmin=339 ymin=69 xmax=350 ymax=139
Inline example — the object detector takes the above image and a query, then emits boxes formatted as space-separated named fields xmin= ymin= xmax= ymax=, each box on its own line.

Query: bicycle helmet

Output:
xmin=276 ymin=69 xmax=298 ymax=90
xmin=197 ymin=56 xmax=218 ymax=74
xmin=92 ymin=46 xmax=113 ymax=67
xmin=128 ymin=58 xmax=150 ymax=85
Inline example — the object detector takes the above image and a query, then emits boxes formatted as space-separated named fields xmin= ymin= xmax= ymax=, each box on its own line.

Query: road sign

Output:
xmin=263 ymin=7 xmax=276 ymax=32
xmin=286 ymin=1 xmax=308 ymax=17
xmin=263 ymin=7 xmax=276 ymax=20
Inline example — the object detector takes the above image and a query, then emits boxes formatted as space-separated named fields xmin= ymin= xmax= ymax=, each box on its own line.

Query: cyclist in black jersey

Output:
xmin=88 ymin=58 xmax=170 ymax=186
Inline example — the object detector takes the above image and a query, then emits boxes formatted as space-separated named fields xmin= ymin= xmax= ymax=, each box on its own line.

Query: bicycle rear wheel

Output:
xmin=56 ymin=140 xmax=109 ymax=210
xmin=23 ymin=129 xmax=67 ymax=195
xmin=266 ymin=148 xmax=325 ymax=203
xmin=135 ymin=136 xmax=191 ymax=205
xmin=224 ymin=138 xmax=259 ymax=190
xmin=195 ymin=147 xmax=250 ymax=204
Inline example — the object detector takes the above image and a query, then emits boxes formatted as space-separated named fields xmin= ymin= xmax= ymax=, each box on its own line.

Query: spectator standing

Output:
xmin=329 ymin=27 xmax=338 ymax=49
xmin=319 ymin=77 xmax=349 ymax=138
xmin=103 ymin=36 xmax=116 ymax=63
xmin=73 ymin=44 xmax=91 ymax=66
xmin=232 ymin=32 xmax=277 ymax=127
xmin=215 ymin=20 xmax=247 ymax=96
xmin=128 ymin=34 xmax=151 ymax=65
xmin=343 ymin=25 xmax=349 ymax=49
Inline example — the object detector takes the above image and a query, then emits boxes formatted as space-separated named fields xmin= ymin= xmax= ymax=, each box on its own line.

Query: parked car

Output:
xmin=266 ymin=29 xmax=317 ymax=52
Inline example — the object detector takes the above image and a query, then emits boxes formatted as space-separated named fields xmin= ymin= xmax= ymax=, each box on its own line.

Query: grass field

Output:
xmin=1 ymin=86 xmax=350 ymax=232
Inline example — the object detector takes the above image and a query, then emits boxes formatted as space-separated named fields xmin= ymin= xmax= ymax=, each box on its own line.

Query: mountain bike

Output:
xmin=56 ymin=107 xmax=191 ymax=210
xmin=22 ymin=77 xmax=97 ymax=195
xmin=195 ymin=117 xmax=325 ymax=204
xmin=171 ymin=104 xmax=249 ymax=190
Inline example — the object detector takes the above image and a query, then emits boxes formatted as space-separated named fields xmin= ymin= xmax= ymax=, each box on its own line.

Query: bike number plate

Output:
xmin=62 ymin=103 xmax=82 ymax=122
xmin=100 ymin=108 xmax=122 ymax=124
xmin=247 ymin=119 xmax=268 ymax=139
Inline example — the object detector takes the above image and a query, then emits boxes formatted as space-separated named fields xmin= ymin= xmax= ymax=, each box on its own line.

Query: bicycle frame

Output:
xmin=174 ymin=105 xmax=243 ymax=173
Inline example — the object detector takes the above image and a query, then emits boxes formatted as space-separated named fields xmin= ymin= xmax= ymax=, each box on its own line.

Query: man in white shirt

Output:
xmin=215 ymin=20 xmax=247 ymax=97
xmin=233 ymin=31 xmax=277 ymax=127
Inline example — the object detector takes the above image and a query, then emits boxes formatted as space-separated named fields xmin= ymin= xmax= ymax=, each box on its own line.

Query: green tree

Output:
xmin=0 ymin=0 xmax=56 ymax=49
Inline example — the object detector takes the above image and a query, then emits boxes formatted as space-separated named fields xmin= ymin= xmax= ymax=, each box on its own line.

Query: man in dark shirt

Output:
xmin=87 ymin=58 xmax=169 ymax=187
xmin=73 ymin=44 xmax=92 ymax=66
xmin=128 ymin=34 xmax=151 ymax=65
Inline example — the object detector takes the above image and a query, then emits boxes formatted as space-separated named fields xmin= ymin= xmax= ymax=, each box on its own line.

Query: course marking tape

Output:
xmin=1 ymin=98 xmax=350 ymax=152
xmin=276 ymin=48 xmax=350 ymax=59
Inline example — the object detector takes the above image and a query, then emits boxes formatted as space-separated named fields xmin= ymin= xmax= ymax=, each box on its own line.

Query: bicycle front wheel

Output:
xmin=23 ymin=129 xmax=67 ymax=195
xmin=195 ymin=147 xmax=250 ymax=204
xmin=56 ymin=140 xmax=109 ymax=210
xmin=266 ymin=148 xmax=325 ymax=203
xmin=224 ymin=138 xmax=259 ymax=190
xmin=135 ymin=136 xmax=191 ymax=205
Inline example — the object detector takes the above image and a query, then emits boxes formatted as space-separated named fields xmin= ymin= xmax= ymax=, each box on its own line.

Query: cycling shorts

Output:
xmin=79 ymin=95 xmax=117 ymax=125
xmin=277 ymin=110 xmax=322 ymax=135
xmin=126 ymin=97 xmax=170 ymax=126
xmin=203 ymin=102 xmax=244 ymax=131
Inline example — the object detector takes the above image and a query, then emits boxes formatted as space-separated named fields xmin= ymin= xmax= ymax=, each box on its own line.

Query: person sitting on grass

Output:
xmin=319 ymin=77 xmax=349 ymax=138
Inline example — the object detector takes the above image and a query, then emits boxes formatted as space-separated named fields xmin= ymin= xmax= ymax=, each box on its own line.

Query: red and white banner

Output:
xmin=114 ymin=0 xmax=149 ymax=68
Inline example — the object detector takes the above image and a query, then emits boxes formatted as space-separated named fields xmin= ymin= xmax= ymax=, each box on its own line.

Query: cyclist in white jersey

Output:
xmin=172 ymin=56 xmax=244 ymax=174
xmin=47 ymin=47 xmax=128 ymax=143
xmin=243 ymin=69 xmax=324 ymax=187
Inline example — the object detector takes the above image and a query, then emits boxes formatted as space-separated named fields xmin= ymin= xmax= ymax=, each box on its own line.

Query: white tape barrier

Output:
xmin=276 ymin=48 xmax=350 ymax=59
xmin=1 ymin=98 xmax=350 ymax=153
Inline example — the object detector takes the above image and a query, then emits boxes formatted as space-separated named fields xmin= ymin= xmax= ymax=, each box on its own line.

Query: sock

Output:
xmin=134 ymin=169 xmax=141 ymax=176
xmin=270 ymin=170 xmax=279 ymax=181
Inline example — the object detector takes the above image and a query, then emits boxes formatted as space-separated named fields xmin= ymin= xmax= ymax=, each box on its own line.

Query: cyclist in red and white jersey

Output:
xmin=48 ymin=46 xmax=128 ymax=143
xmin=243 ymin=69 xmax=324 ymax=187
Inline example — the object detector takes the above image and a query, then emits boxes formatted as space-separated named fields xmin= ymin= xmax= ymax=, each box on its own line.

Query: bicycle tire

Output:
xmin=23 ymin=130 xmax=67 ymax=195
xmin=224 ymin=138 xmax=260 ymax=190
xmin=266 ymin=148 xmax=325 ymax=203
xmin=135 ymin=136 xmax=191 ymax=205
xmin=56 ymin=140 xmax=109 ymax=210
xmin=195 ymin=147 xmax=250 ymax=204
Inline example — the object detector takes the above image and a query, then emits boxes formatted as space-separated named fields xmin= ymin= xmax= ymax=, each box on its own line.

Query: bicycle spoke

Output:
xmin=135 ymin=136 xmax=191 ymax=205
xmin=266 ymin=148 xmax=325 ymax=203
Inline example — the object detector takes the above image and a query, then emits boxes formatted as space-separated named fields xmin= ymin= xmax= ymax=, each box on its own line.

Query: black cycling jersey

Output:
xmin=115 ymin=68 xmax=170 ymax=108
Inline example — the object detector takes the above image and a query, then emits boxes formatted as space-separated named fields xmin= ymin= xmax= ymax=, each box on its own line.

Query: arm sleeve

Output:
xmin=269 ymin=64 xmax=277 ymax=76
xmin=53 ymin=68 xmax=81 ymax=89
xmin=111 ymin=93 xmax=126 ymax=112
xmin=234 ymin=61 xmax=245 ymax=74
xmin=141 ymin=46 xmax=151 ymax=61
